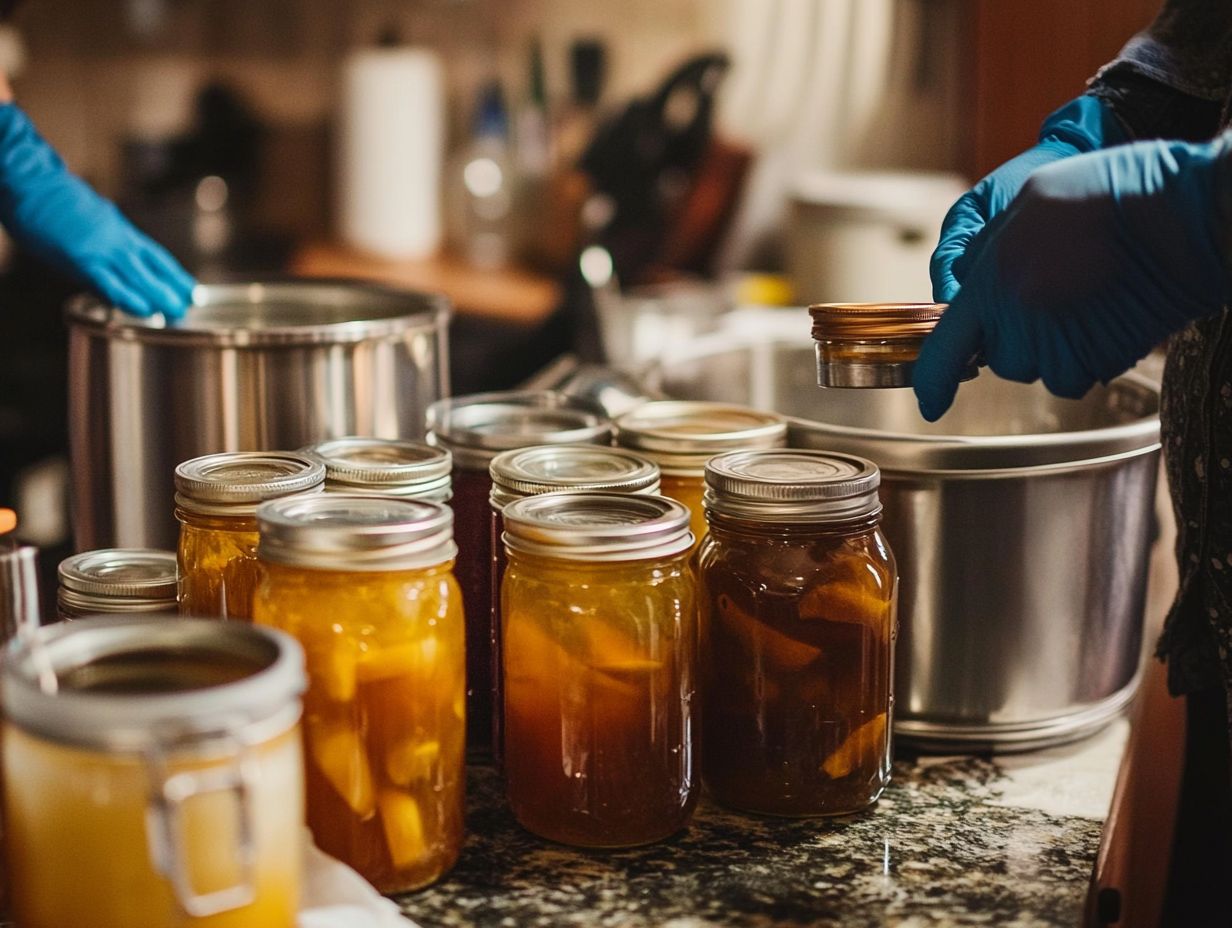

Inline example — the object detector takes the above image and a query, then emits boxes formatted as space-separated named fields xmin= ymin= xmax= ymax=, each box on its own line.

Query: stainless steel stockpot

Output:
xmin=68 ymin=280 xmax=449 ymax=551
xmin=651 ymin=336 xmax=1160 ymax=751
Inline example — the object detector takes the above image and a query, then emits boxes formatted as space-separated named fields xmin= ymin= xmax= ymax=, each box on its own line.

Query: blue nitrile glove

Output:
xmin=0 ymin=103 xmax=195 ymax=318
xmin=931 ymin=95 xmax=1127 ymax=304
xmin=913 ymin=134 xmax=1232 ymax=422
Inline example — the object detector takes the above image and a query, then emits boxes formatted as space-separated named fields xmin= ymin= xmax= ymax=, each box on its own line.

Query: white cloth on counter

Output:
xmin=299 ymin=834 xmax=418 ymax=928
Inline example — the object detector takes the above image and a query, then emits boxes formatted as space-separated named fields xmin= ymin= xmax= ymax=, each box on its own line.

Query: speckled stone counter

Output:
xmin=397 ymin=721 xmax=1127 ymax=928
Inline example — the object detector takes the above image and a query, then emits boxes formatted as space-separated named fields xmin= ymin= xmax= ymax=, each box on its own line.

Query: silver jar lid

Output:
xmin=615 ymin=401 xmax=787 ymax=476
xmin=489 ymin=444 xmax=660 ymax=510
xmin=704 ymin=450 xmax=881 ymax=522
xmin=305 ymin=437 xmax=452 ymax=500
xmin=426 ymin=391 xmax=613 ymax=470
xmin=501 ymin=491 xmax=693 ymax=562
xmin=175 ymin=452 xmax=324 ymax=516
xmin=58 ymin=548 xmax=178 ymax=613
xmin=2 ymin=615 xmax=305 ymax=753
xmin=257 ymin=494 xmax=456 ymax=571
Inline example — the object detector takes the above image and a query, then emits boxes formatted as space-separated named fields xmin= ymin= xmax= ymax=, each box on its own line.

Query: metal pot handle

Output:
xmin=143 ymin=739 xmax=258 ymax=917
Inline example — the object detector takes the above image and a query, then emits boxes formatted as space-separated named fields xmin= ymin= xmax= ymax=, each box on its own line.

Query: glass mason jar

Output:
xmin=252 ymin=494 xmax=466 ymax=892
xmin=489 ymin=444 xmax=660 ymax=761
xmin=2 ymin=615 xmax=306 ymax=928
xmin=697 ymin=450 xmax=897 ymax=817
xmin=426 ymin=391 xmax=611 ymax=760
xmin=57 ymin=548 xmax=179 ymax=620
xmin=501 ymin=492 xmax=697 ymax=847
xmin=175 ymin=452 xmax=324 ymax=620
xmin=615 ymin=401 xmax=787 ymax=545
xmin=304 ymin=436 xmax=453 ymax=502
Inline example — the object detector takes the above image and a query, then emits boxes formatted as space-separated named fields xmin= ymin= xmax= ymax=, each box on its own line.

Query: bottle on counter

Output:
xmin=488 ymin=443 xmax=659 ymax=760
xmin=57 ymin=548 xmax=178 ymax=620
xmin=426 ymin=391 xmax=612 ymax=762
xmin=697 ymin=450 xmax=897 ymax=816
xmin=614 ymin=400 xmax=787 ymax=545
xmin=175 ymin=452 xmax=324 ymax=620
xmin=304 ymin=436 xmax=452 ymax=502
xmin=252 ymin=494 xmax=466 ymax=892
xmin=501 ymin=491 xmax=698 ymax=847
xmin=2 ymin=615 xmax=306 ymax=928
xmin=454 ymin=80 xmax=515 ymax=269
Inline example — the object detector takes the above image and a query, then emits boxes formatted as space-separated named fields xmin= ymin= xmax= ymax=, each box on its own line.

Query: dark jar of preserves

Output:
xmin=426 ymin=392 xmax=611 ymax=760
xmin=697 ymin=449 xmax=897 ymax=816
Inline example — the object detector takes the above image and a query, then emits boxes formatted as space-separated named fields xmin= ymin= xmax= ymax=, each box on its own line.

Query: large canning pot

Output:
xmin=649 ymin=334 xmax=1160 ymax=751
xmin=68 ymin=280 xmax=449 ymax=551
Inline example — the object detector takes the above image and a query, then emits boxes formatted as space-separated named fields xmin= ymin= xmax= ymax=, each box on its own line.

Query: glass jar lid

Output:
xmin=705 ymin=449 xmax=881 ymax=522
xmin=614 ymin=401 xmax=787 ymax=475
xmin=809 ymin=302 xmax=947 ymax=341
xmin=426 ymin=391 xmax=613 ymax=470
xmin=501 ymin=491 xmax=693 ymax=561
xmin=257 ymin=494 xmax=456 ymax=571
xmin=2 ymin=615 xmax=305 ymax=752
xmin=58 ymin=548 xmax=178 ymax=601
xmin=174 ymin=452 xmax=324 ymax=516
xmin=489 ymin=444 xmax=660 ymax=510
xmin=304 ymin=437 xmax=452 ymax=498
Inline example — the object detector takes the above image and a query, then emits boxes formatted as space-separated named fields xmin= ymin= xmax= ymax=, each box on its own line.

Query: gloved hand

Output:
xmin=931 ymin=94 xmax=1126 ymax=303
xmin=0 ymin=103 xmax=195 ymax=318
xmin=913 ymin=134 xmax=1232 ymax=422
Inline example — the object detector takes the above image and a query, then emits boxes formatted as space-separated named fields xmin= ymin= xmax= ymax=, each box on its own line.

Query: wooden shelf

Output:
xmin=291 ymin=242 xmax=561 ymax=326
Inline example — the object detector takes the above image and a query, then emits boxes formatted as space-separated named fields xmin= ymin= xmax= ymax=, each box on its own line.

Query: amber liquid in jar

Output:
xmin=502 ymin=552 xmax=698 ymax=847
xmin=698 ymin=513 xmax=895 ymax=816
xmin=177 ymin=510 xmax=261 ymax=620
xmin=659 ymin=473 xmax=707 ymax=545
xmin=253 ymin=562 xmax=466 ymax=892
xmin=449 ymin=466 xmax=497 ymax=757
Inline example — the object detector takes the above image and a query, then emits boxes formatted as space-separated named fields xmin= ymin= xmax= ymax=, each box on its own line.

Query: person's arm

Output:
xmin=913 ymin=133 xmax=1232 ymax=421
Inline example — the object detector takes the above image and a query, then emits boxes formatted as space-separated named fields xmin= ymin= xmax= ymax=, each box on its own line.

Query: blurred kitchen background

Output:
xmin=0 ymin=0 xmax=1158 ymax=552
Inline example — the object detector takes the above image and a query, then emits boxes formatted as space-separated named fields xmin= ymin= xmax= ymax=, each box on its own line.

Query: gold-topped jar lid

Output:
xmin=58 ymin=549 xmax=178 ymax=614
xmin=426 ymin=391 xmax=613 ymax=470
xmin=489 ymin=444 xmax=660 ymax=510
xmin=257 ymin=494 xmax=456 ymax=571
xmin=704 ymin=449 xmax=881 ymax=523
xmin=614 ymin=401 xmax=787 ymax=476
xmin=501 ymin=491 xmax=693 ymax=562
xmin=174 ymin=452 xmax=324 ymax=516
xmin=304 ymin=437 xmax=452 ymax=501
xmin=809 ymin=302 xmax=947 ymax=341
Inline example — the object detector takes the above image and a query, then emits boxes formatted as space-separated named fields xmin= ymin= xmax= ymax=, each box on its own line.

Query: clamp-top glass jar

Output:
xmin=175 ymin=452 xmax=324 ymax=620
xmin=615 ymin=401 xmax=787 ymax=544
xmin=426 ymin=391 xmax=612 ymax=759
xmin=304 ymin=437 xmax=453 ymax=502
xmin=2 ymin=615 xmax=306 ymax=928
xmin=698 ymin=450 xmax=897 ymax=816
xmin=501 ymin=492 xmax=698 ymax=847
xmin=57 ymin=548 xmax=179 ymax=619
xmin=252 ymin=494 xmax=465 ymax=892
xmin=810 ymin=301 xmax=978 ymax=388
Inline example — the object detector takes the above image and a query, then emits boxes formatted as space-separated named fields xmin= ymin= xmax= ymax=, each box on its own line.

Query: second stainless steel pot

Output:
xmin=68 ymin=280 xmax=450 ymax=551
xmin=649 ymin=335 xmax=1160 ymax=751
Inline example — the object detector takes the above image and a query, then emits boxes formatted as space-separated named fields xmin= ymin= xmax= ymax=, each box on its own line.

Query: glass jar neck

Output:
xmin=175 ymin=507 xmax=258 ymax=532
xmin=261 ymin=556 xmax=456 ymax=577
xmin=705 ymin=508 xmax=880 ymax=540
xmin=505 ymin=547 xmax=690 ymax=575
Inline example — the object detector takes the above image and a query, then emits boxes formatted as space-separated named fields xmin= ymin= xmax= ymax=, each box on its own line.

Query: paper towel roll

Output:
xmin=339 ymin=47 xmax=444 ymax=259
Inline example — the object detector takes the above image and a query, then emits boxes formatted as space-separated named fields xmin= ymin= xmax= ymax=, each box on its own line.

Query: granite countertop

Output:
xmin=399 ymin=721 xmax=1128 ymax=928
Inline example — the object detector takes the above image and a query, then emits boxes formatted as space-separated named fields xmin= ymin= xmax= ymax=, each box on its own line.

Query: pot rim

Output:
xmin=66 ymin=278 xmax=451 ymax=348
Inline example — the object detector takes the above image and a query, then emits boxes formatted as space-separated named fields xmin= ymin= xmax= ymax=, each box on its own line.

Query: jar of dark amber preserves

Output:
xmin=252 ymin=494 xmax=465 ymax=892
xmin=501 ymin=492 xmax=697 ymax=847
xmin=698 ymin=449 xmax=896 ymax=816
xmin=304 ymin=437 xmax=452 ymax=502
xmin=175 ymin=453 xmax=324 ymax=620
xmin=426 ymin=391 xmax=611 ymax=760
xmin=615 ymin=401 xmax=786 ymax=545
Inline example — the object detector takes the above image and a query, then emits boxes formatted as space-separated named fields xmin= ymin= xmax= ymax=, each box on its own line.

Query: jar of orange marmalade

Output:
xmin=615 ymin=401 xmax=787 ymax=545
xmin=698 ymin=450 xmax=897 ymax=817
xmin=175 ymin=452 xmax=324 ymax=620
xmin=252 ymin=494 xmax=465 ymax=892
xmin=501 ymin=492 xmax=697 ymax=847
xmin=2 ymin=615 xmax=306 ymax=928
